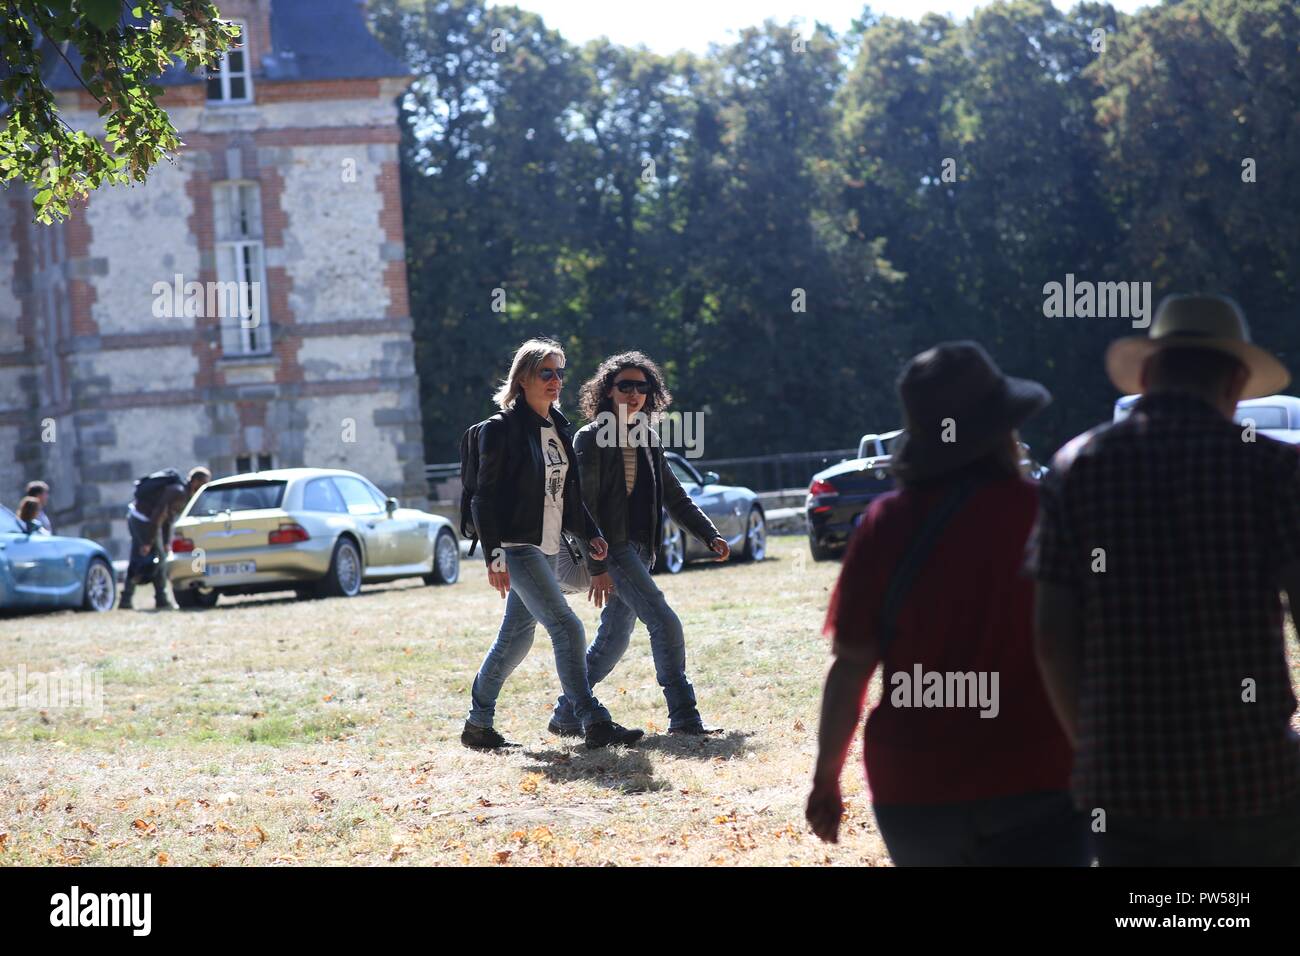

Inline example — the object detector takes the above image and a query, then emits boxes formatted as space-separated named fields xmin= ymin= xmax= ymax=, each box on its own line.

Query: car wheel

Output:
xmin=317 ymin=536 xmax=363 ymax=598
xmin=739 ymin=507 xmax=766 ymax=562
xmin=80 ymin=558 xmax=116 ymax=612
xmin=656 ymin=517 xmax=686 ymax=575
xmin=809 ymin=534 xmax=837 ymax=562
xmin=423 ymin=528 xmax=460 ymax=585
xmin=174 ymin=586 xmax=220 ymax=609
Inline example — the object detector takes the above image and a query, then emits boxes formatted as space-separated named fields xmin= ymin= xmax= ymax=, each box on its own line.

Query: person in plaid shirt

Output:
xmin=1030 ymin=293 xmax=1300 ymax=865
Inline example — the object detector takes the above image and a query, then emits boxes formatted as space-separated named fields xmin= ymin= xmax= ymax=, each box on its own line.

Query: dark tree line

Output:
xmin=368 ymin=0 xmax=1300 ymax=465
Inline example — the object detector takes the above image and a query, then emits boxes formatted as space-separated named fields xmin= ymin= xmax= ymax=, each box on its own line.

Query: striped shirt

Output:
xmin=622 ymin=444 xmax=637 ymax=495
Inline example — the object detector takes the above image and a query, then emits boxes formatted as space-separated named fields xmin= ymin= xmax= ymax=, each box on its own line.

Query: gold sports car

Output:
xmin=166 ymin=468 xmax=460 ymax=609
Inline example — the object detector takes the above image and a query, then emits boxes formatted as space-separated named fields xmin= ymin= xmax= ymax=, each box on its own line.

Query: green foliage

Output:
xmin=0 ymin=0 xmax=236 ymax=222
xmin=373 ymin=0 xmax=1300 ymax=462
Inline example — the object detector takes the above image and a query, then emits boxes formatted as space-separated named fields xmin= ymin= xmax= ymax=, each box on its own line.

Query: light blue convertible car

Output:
xmin=0 ymin=506 xmax=116 ymax=613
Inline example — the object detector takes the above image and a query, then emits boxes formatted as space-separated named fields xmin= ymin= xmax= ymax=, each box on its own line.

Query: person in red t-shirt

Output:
xmin=806 ymin=341 xmax=1090 ymax=866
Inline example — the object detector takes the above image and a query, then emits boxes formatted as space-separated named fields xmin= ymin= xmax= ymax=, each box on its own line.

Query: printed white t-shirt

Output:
xmin=502 ymin=420 xmax=568 ymax=556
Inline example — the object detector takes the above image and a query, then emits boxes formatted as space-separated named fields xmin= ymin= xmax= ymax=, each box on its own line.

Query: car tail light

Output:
xmin=171 ymin=536 xmax=195 ymax=553
xmin=268 ymin=523 xmax=310 ymax=545
xmin=808 ymin=478 xmax=838 ymax=498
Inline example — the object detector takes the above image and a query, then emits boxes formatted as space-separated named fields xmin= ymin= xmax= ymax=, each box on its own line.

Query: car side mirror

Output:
xmin=703 ymin=471 xmax=720 ymax=485
xmin=386 ymin=497 xmax=398 ymax=515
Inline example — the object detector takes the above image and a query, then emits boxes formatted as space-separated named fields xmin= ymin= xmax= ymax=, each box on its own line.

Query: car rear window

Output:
xmin=0 ymin=506 xmax=23 ymax=534
xmin=191 ymin=481 xmax=286 ymax=515
xmin=1236 ymin=406 xmax=1289 ymax=429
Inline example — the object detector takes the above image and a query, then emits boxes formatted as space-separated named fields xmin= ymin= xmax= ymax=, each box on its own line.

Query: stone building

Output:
xmin=0 ymin=0 xmax=427 ymax=557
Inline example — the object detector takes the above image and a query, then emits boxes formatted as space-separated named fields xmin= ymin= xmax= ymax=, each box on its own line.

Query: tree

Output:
xmin=1 ymin=1 xmax=235 ymax=223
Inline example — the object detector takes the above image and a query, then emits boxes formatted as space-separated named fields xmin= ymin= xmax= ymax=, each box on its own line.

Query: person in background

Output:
xmin=23 ymin=480 xmax=52 ymax=533
xmin=549 ymin=351 xmax=729 ymax=738
xmin=121 ymin=466 xmax=211 ymax=611
xmin=1031 ymin=294 xmax=1300 ymax=865
xmin=17 ymin=496 xmax=49 ymax=535
xmin=807 ymin=341 xmax=1088 ymax=865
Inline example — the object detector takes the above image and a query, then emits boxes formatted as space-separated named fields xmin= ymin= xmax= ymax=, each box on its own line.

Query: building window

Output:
xmin=212 ymin=180 xmax=271 ymax=356
xmin=235 ymin=454 xmax=275 ymax=474
xmin=206 ymin=21 xmax=253 ymax=104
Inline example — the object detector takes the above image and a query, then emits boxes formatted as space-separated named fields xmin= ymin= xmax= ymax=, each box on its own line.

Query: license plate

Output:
xmin=209 ymin=561 xmax=256 ymax=576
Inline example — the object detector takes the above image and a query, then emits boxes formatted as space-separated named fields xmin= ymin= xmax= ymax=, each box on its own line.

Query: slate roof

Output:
xmin=33 ymin=0 xmax=409 ymax=91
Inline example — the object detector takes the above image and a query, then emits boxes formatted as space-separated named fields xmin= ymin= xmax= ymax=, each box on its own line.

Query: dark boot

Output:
xmin=585 ymin=721 xmax=644 ymax=750
xmin=119 ymin=581 xmax=135 ymax=610
xmin=461 ymin=721 xmax=517 ymax=751
xmin=154 ymin=584 xmax=177 ymax=611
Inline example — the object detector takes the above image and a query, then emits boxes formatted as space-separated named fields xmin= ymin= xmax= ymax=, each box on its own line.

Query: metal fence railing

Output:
xmin=424 ymin=448 xmax=858 ymax=502
xmin=688 ymin=449 xmax=858 ymax=494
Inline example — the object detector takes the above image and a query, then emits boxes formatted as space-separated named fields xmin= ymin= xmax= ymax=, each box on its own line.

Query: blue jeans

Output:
xmin=467 ymin=546 xmax=611 ymax=732
xmin=552 ymin=540 xmax=701 ymax=732
xmin=873 ymin=790 xmax=1092 ymax=866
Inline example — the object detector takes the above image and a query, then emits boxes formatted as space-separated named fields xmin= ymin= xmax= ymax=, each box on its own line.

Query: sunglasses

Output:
xmin=538 ymin=367 xmax=565 ymax=382
xmin=614 ymin=381 xmax=653 ymax=394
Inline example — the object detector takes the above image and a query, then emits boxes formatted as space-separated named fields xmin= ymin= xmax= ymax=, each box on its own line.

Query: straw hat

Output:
xmin=1106 ymin=294 xmax=1290 ymax=399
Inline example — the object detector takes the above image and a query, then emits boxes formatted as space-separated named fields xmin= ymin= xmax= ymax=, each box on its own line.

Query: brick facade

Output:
xmin=0 ymin=2 xmax=427 ymax=558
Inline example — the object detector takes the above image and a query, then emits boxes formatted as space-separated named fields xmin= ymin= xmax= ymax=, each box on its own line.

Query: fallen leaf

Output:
xmin=494 ymin=850 xmax=512 ymax=864
xmin=156 ymin=852 xmax=170 ymax=865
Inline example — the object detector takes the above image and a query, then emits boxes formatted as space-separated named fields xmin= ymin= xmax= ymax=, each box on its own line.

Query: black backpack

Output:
xmin=133 ymin=468 xmax=185 ymax=516
xmin=458 ymin=414 xmax=503 ymax=557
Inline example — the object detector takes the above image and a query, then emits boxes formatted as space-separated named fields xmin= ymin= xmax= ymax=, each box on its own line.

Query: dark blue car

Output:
xmin=0 ymin=506 xmax=116 ymax=613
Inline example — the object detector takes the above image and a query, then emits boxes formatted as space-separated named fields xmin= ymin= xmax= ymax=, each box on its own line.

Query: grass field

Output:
xmin=0 ymin=535 xmax=895 ymax=866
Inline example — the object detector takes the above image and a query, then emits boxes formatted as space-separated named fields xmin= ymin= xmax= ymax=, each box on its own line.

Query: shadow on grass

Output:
xmin=517 ymin=730 xmax=756 ymax=792
xmin=520 ymin=745 xmax=670 ymax=793
xmin=637 ymin=729 xmax=755 ymax=760
xmin=179 ymin=582 xmax=425 ymax=613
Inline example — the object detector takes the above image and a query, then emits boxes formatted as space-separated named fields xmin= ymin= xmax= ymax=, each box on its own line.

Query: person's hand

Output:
xmin=587 ymin=572 xmax=615 ymax=608
xmin=487 ymin=568 xmax=510 ymax=598
xmin=805 ymin=776 xmax=844 ymax=843
xmin=709 ymin=537 xmax=730 ymax=562
xmin=139 ymin=543 xmax=153 ymax=557
xmin=589 ymin=537 xmax=608 ymax=561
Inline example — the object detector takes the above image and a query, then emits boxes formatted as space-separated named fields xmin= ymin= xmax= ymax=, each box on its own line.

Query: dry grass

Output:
xmin=0 ymin=535 xmax=892 ymax=867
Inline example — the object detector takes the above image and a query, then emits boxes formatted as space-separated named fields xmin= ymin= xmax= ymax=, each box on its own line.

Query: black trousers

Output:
xmin=1095 ymin=796 xmax=1300 ymax=866
xmin=123 ymin=514 xmax=167 ymax=602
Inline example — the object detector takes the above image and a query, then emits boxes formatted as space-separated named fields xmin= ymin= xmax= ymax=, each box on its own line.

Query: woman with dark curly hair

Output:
xmin=549 ymin=351 xmax=730 ymax=736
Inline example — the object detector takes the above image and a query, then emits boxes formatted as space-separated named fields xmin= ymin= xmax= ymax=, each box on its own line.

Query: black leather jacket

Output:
xmin=573 ymin=422 xmax=720 ymax=574
xmin=470 ymin=399 xmax=602 ymax=567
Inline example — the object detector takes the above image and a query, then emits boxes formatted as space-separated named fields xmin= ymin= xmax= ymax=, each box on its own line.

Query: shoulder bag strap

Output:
xmin=874 ymin=475 xmax=988 ymax=659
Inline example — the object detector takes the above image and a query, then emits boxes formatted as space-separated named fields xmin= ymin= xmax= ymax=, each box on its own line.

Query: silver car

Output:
xmin=656 ymin=452 xmax=766 ymax=574
xmin=166 ymin=468 xmax=460 ymax=608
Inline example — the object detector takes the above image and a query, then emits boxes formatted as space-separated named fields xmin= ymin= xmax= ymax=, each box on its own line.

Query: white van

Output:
xmin=1113 ymin=394 xmax=1300 ymax=444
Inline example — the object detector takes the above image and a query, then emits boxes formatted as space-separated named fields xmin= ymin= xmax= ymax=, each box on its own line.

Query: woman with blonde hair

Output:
xmin=463 ymin=338 xmax=644 ymax=751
